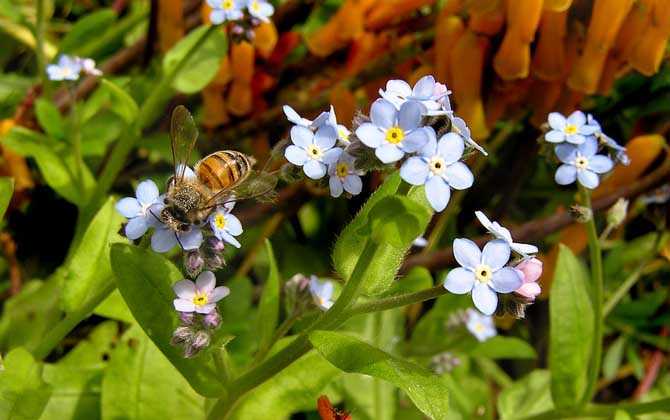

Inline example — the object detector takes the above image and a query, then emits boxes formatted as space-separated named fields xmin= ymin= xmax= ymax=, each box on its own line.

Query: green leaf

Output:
xmin=332 ymin=173 xmax=433 ymax=295
xmin=549 ymin=244 xmax=594 ymax=409
xmin=227 ymin=349 xmax=341 ymax=419
xmin=613 ymin=409 xmax=634 ymax=420
xmin=363 ymin=195 xmax=431 ymax=247
xmin=94 ymin=289 xmax=135 ymax=323
xmin=101 ymin=326 xmax=205 ymax=420
xmin=381 ymin=266 xmax=433 ymax=298
xmin=603 ymin=336 xmax=627 ymax=381
xmin=0 ymin=348 xmax=52 ymax=419
xmin=59 ymin=9 xmax=117 ymax=54
xmin=163 ymin=26 xmax=228 ymax=94
xmin=99 ymin=79 xmax=139 ymax=125
xmin=0 ymin=177 xmax=13 ymax=218
xmin=0 ymin=126 xmax=86 ymax=205
xmin=0 ymin=278 xmax=62 ymax=351
xmin=256 ymin=240 xmax=280 ymax=352
xmin=61 ymin=197 xmax=127 ymax=313
xmin=470 ymin=336 xmax=537 ymax=360
xmin=110 ymin=243 xmax=224 ymax=397
xmin=497 ymin=370 xmax=554 ymax=420
xmin=34 ymin=98 xmax=65 ymax=140
xmin=309 ymin=330 xmax=449 ymax=419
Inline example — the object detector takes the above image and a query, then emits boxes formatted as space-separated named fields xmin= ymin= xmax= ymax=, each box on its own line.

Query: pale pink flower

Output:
xmin=514 ymin=258 xmax=542 ymax=301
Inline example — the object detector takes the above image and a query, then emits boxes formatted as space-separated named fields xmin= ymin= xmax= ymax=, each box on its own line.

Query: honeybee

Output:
xmin=159 ymin=105 xmax=277 ymax=233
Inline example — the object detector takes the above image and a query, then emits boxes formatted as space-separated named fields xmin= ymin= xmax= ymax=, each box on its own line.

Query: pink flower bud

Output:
xmin=203 ymin=310 xmax=222 ymax=329
xmin=514 ymin=258 xmax=542 ymax=301
xmin=432 ymin=82 xmax=449 ymax=105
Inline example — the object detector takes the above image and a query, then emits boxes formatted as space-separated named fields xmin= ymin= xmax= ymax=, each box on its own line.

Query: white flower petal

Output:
xmin=355 ymin=123 xmax=384 ymax=148
xmin=224 ymin=214 xmax=243 ymax=235
xmin=425 ymin=175 xmax=450 ymax=212
xmin=178 ymin=229 xmax=203 ymax=251
xmin=481 ymin=239 xmax=511 ymax=271
xmin=136 ymin=179 xmax=159 ymax=205
xmin=343 ymin=175 xmax=362 ymax=195
xmin=588 ymin=155 xmax=614 ymax=174
xmin=577 ymin=169 xmax=600 ymax=189
xmin=370 ymin=99 xmax=397 ymax=129
xmin=196 ymin=303 xmax=216 ymax=314
xmin=115 ymin=197 xmax=141 ymax=218
xmin=438 ymin=133 xmax=464 ymax=163
xmin=401 ymin=129 xmax=429 ymax=153
xmin=290 ymin=125 xmax=314 ymax=149
xmin=545 ymin=130 xmax=566 ymax=143
xmin=314 ymin=125 xmax=337 ymax=150
xmin=173 ymin=280 xmax=197 ymax=299
xmin=125 ymin=217 xmax=149 ymax=240
xmin=453 ymin=238 xmax=482 ymax=269
xmin=444 ymin=162 xmax=474 ymax=190
xmin=376 ymin=144 xmax=404 ymax=163
xmin=444 ymin=267 xmax=476 ymax=294
xmin=173 ymin=298 xmax=196 ymax=313
xmin=472 ymin=283 xmax=498 ymax=315
xmin=555 ymin=143 xmax=578 ymax=163
xmin=555 ymin=164 xmax=577 ymax=185
xmin=322 ymin=147 xmax=343 ymax=165
xmin=304 ymin=160 xmax=327 ymax=179
xmin=151 ymin=228 xmax=177 ymax=253
xmin=285 ymin=145 xmax=309 ymax=165
xmin=548 ymin=112 xmax=566 ymax=130
xmin=491 ymin=267 xmax=523 ymax=293
xmin=567 ymin=110 xmax=586 ymax=127
xmin=329 ymin=176 xmax=344 ymax=197
xmin=209 ymin=286 xmax=230 ymax=302
xmin=196 ymin=271 xmax=216 ymax=294
xmin=400 ymin=157 xmax=429 ymax=185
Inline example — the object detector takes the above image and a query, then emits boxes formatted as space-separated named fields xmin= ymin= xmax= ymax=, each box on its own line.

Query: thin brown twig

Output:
xmin=633 ymin=326 xmax=669 ymax=400
xmin=401 ymin=156 xmax=670 ymax=273
xmin=0 ymin=231 xmax=21 ymax=295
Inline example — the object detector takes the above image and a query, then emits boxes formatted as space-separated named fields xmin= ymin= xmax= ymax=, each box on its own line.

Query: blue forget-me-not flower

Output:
xmin=328 ymin=152 xmax=363 ymax=198
xmin=586 ymin=114 xmax=630 ymax=166
xmin=444 ymin=238 xmax=522 ymax=315
xmin=451 ymin=116 xmax=488 ymax=156
xmin=464 ymin=308 xmax=497 ymax=342
xmin=246 ymin=0 xmax=274 ymax=23
xmin=207 ymin=0 xmax=244 ymax=24
xmin=208 ymin=203 xmax=243 ymax=248
xmin=173 ymin=271 xmax=230 ymax=314
xmin=400 ymin=128 xmax=474 ymax=212
xmin=355 ymin=99 xmax=429 ymax=164
xmin=474 ymin=211 xmax=538 ymax=257
xmin=554 ymin=136 xmax=614 ymax=189
xmin=379 ymin=75 xmax=452 ymax=116
xmin=309 ymin=276 xmax=334 ymax=311
xmin=285 ymin=124 xmax=343 ymax=179
xmin=545 ymin=110 xmax=597 ymax=145
xmin=115 ymin=179 xmax=162 ymax=240
xmin=46 ymin=55 xmax=82 ymax=81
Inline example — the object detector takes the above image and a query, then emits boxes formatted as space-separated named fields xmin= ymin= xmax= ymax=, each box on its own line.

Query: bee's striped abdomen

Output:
xmin=195 ymin=151 xmax=252 ymax=193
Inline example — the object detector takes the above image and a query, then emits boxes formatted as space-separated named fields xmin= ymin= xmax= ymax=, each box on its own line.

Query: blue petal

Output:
xmin=179 ymin=228 xmax=203 ymax=251
xmin=210 ymin=10 xmax=225 ymax=24
xmin=370 ymin=99 xmax=397 ymax=129
xmin=398 ymin=101 xmax=425 ymax=131
xmin=545 ymin=130 xmax=565 ymax=143
xmin=412 ymin=75 xmax=435 ymax=98
xmin=490 ymin=267 xmax=522 ymax=293
xmin=151 ymin=228 xmax=177 ymax=253
xmin=425 ymin=175 xmax=450 ymax=212
xmin=343 ymin=175 xmax=362 ymax=195
xmin=578 ymin=136 xmax=598 ymax=157
xmin=322 ymin=147 xmax=343 ymax=165
xmin=355 ymin=123 xmax=384 ymax=148
xmin=472 ymin=283 xmax=498 ymax=315
xmin=304 ymin=160 xmax=327 ymax=179
xmin=554 ymin=143 xmax=578 ymax=163
xmin=453 ymin=238 xmax=482 ymax=269
xmin=400 ymin=157 xmax=429 ymax=185
xmin=136 ymin=179 xmax=159 ymax=205
xmin=329 ymin=175 xmax=344 ymax=197
xmin=314 ymin=125 xmax=337 ymax=150
xmin=290 ymin=125 xmax=313 ymax=148
xmin=589 ymin=155 xmax=614 ymax=173
xmin=125 ymin=217 xmax=149 ymax=240
xmin=115 ymin=197 xmax=140 ymax=218
xmin=285 ymin=145 xmax=308 ymax=165
xmin=481 ymin=239 xmax=511 ymax=271
xmin=444 ymin=267 xmax=475 ymax=294
xmin=375 ymin=144 xmax=404 ymax=163
xmin=567 ymin=110 xmax=586 ymax=127
xmin=444 ymin=162 xmax=473 ymax=190
xmin=438 ymin=133 xmax=465 ymax=163
xmin=548 ymin=112 xmax=566 ymax=130
xmin=401 ymin=128 xmax=428 ymax=153
xmin=419 ymin=127 xmax=438 ymax=157
xmin=224 ymin=214 xmax=243 ymax=235
xmin=221 ymin=231 xmax=241 ymax=248
xmin=577 ymin=169 xmax=600 ymax=189
xmin=555 ymin=164 xmax=577 ymax=185
xmin=566 ymin=134 xmax=586 ymax=144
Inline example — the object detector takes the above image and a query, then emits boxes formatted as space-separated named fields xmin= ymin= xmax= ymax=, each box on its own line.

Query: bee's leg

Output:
xmin=175 ymin=232 xmax=185 ymax=250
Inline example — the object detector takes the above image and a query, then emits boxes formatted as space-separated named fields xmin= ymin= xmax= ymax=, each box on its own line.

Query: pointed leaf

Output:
xmin=0 ymin=348 xmax=52 ymax=419
xmin=256 ymin=240 xmax=280 ymax=352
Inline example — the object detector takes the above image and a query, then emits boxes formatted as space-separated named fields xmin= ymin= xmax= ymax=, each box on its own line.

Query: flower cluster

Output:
xmin=282 ymin=75 xmax=486 ymax=212
xmin=431 ymin=352 xmax=461 ymax=374
xmin=544 ymin=111 xmax=626 ymax=189
xmin=46 ymin=54 xmax=101 ymax=81
xmin=283 ymin=274 xmax=337 ymax=315
xmin=444 ymin=211 xmax=541 ymax=316
xmin=207 ymin=0 xmax=274 ymax=43
xmin=445 ymin=308 xmax=496 ymax=342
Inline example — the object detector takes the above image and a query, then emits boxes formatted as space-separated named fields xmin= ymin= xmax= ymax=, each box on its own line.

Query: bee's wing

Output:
xmin=201 ymin=171 xmax=279 ymax=210
xmin=170 ymin=105 xmax=199 ymax=182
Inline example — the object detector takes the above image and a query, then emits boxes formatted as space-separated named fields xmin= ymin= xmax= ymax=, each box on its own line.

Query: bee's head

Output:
xmin=161 ymin=205 xmax=190 ymax=233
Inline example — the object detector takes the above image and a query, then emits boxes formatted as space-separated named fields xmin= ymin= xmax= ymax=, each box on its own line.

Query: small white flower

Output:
xmin=475 ymin=211 xmax=538 ymax=257
xmin=208 ymin=204 xmax=243 ymax=248
xmin=173 ymin=271 xmax=230 ymax=314
xmin=465 ymin=309 xmax=496 ymax=342
xmin=309 ymin=276 xmax=334 ymax=311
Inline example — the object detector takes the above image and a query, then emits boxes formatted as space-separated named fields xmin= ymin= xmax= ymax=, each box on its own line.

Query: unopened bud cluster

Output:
xmin=171 ymin=309 xmax=223 ymax=358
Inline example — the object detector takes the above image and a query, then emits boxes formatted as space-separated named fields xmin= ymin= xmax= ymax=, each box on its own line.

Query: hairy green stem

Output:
xmin=252 ymin=311 xmax=299 ymax=365
xmin=69 ymin=85 xmax=85 ymax=198
xmin=207 ymin=241 xmax=381 ymax=419
xmin=350 ymin=284 xmax=446 ymax=316
xmin=579 ymin=185 xmax=604 ymax=406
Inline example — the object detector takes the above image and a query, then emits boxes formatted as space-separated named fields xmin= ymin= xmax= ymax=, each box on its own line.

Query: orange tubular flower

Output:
xmin=365 ymin=0 xmax=436 ymax=31
xmin=253 ymin=22 xmax=278 ymax=58
xmin=306 ymin=0 xmax=367 ymax=58
xmin=468 ymin=0 xmax=505 ymax=36
xmin=158 ymin=0 xmax=185 ymax=52
xmin=543 ymin=0 xmax=572 ymax=11
xmin=615 ymin=0 xmax=653 ymax=61
xmin=227 ymin=41 xmax=255 ymax=116
xmin=451 ymin=30 xmax=490 ymax=138
xmin=434 ymin=14 xmax=464 ymax=86
xmin=493 ymin=0 xmax=543 ymax=80
xmin=567 ymin=0 xmax=634 ymax=93
xmin=532 ymin=10 xmax=568 ymax=81
xmin=629 ymin=0 xmax=670 ymax=75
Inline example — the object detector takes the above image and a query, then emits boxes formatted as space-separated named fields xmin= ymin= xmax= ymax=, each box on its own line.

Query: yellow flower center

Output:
xmin=193 ymin=293 xmax=209 ymax=306
xmin=475 ymin=264 xmax=492 ymax=283
xmin=429 ymin=157 xmax=446 ymax=175
xmin=215 ymin=213 xmax=226 ymax=229
xmin=474 ymin=323 xmax=484 ymax=333
xmin=385 ymin=127 xmax=404 ymax=144
xmin=338 ymin=128 xmax=350 ymax=142
xmin=574 ymin=156 xmax=589 ymax=169
xmin=307 ymin=145 xmax=323 ymax=159
xmin=565 ymin=124 xmax=578 ymax=135
xmin=336 ymin=162 xmax=349 ymax=177
xmin=61 ymin=67 xmax=72 ymax=75
xmin=251 ymin=0 xmax=260 ymax=11
xmin=222 ymin=0 xmax=234 ymax=10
